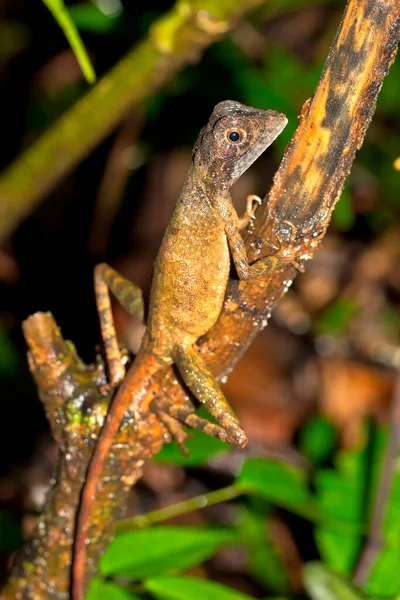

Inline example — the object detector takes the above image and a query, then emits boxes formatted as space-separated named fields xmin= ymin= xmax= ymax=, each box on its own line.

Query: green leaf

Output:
xmin=304 ymin=563 xmax=368 ymax=600
xmin=237 ymin=458 xmax=317 ymax=519
xmin=69 ymin=4 xmax=121 ymax=34
xmin=42 ymin=0 xmax=96 ymax=83
xmin=315 ymin=426 xmax=400 ymax=597
xmin=145 ymin=575 xmax=255 ymax=600
xmin=237 ymin=503 xmax=289 ymax=593
xmin=99 ymin=526 xmax=238 ymax=579
xmin=86 ymin=578 xmax=141 ymax=600
xmin=315 ymin=440 xmax=367 ymax=574
xmin=154 ymin=427 xmax=229 ymax=466
xmin=299 ymin=416 xmax=337 ymax=466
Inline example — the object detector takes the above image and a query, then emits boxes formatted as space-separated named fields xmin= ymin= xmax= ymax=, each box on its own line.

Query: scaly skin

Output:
xmin=73 ymin=101 xmax=287 ymax=599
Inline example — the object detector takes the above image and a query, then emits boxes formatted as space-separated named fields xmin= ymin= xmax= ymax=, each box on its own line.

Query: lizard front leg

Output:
xmin=237 ymin=194 xmax=262 ymax=230
xmin=94 ymin=263 xmax=145 ymax=387
xmin=225 ymin=223 xmax=280 ymax=279
xmin=214 ymin=195 xmax=280 ymax=280
xmin=173 ymin=344 xmax=247 ymax=448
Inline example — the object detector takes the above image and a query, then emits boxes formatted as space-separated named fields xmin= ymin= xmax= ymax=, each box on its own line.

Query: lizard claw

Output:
xmin=244 ymin=194 xmax=263 ymax=222
xmin=247 ymin=194 xmax=262 ymax=205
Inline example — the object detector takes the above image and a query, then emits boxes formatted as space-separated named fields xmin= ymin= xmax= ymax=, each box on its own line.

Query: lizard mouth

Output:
xmin=231 ymin=112 xmax=287 ymax=180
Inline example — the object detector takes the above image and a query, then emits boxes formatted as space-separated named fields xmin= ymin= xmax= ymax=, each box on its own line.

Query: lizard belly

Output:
xmin=148 ymin=226 xmax=230 ymax=352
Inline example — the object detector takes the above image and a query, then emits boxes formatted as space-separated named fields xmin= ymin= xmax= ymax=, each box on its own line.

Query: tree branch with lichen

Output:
xmin=1 ymin=0 xmax=399 ymax=598
xmin=1 ymin=313 xmax=171 ymax=600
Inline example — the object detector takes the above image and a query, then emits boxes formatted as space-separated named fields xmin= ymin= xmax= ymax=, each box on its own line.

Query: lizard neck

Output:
xmin=188 ymin=161 xmax=232 ymax=207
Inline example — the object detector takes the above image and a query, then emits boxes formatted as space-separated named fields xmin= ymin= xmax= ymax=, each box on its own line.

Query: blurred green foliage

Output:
xmin=304 ymin=563 xmax=368 ymax=600
xmin=78 ymin=419 xmax=399 ymax=599
xmin=69 ymin=3 xmax=121 ymax=33
xmin=316 ymin=299 xmax=361 ymax=336
xmin=299 ymin=416 xmax=338 ymax=466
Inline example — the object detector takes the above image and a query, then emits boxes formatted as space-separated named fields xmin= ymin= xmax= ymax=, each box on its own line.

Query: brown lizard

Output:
xmin=72 ymin=100 xmax=287 ymax=599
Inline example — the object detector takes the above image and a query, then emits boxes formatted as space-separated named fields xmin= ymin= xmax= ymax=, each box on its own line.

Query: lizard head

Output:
xmin=193 ymin=100 xmax=288 ymax=187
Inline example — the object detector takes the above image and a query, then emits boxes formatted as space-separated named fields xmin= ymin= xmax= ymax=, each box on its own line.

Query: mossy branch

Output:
xmin=1 ymin=313 xmax=169 ymax=600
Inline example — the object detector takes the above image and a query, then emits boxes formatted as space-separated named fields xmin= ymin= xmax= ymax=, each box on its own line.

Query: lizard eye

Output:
xmin=228 ymin=130 xmax=241 ymax=142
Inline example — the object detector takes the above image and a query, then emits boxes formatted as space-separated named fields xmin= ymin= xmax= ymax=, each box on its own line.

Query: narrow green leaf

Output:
xmin=86 ymin=578 xmax=141 ymax=600
xmin=99 ymin=526 xmax=238 ymax=578
xmin=42 ymin=0 xmax=96 ymax=83
xmin=154 ymin=427 xmax=229 ymax=466
xmin=145 ymin=575 xmax=255 ymax=600
xmin=305 ymin=563 xmax=368 ymax=600
xmin=237 ymin=458 xmax=317 ymax=519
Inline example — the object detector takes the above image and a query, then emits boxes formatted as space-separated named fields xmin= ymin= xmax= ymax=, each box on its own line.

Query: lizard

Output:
xmin=72 ymin=100 xmax=287 ymax=600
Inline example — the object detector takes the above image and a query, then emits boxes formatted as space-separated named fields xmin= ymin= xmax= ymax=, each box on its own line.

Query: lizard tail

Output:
xmin=72 ymin=349 xmax=165 ymax=600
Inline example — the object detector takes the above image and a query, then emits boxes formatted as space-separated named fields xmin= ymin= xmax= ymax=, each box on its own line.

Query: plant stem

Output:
xmin=116 ymin=484 xmax=241 ymax=532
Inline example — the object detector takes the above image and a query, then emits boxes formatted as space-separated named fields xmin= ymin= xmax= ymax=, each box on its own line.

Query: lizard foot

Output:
xmin=153 ymin=403 xmax=190 ymax=457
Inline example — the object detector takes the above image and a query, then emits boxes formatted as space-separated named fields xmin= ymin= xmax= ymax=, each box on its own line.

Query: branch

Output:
xmin=0 ymin=0 xmax=267 ymax=242
xmin=0 ymin=313 xmax=169 ymax=600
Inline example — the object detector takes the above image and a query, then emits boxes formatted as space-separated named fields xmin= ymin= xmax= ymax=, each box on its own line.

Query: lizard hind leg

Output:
xmin=94 ymin=263 xmax=145 ymax=387
xmin=173 ymin=344 xmax=248 ymax=448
